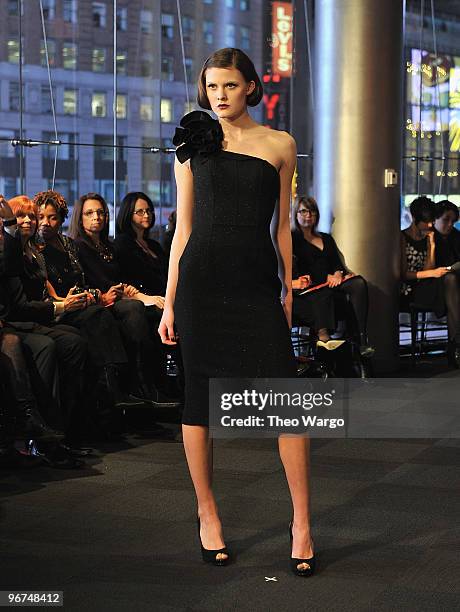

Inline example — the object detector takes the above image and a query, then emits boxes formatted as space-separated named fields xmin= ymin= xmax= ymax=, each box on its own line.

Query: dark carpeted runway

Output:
xmin=1 ymin=360 xmax=459 ymax=611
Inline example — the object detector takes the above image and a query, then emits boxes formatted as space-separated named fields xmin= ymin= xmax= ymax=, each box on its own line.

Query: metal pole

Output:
xmin=18 ymin=0 xmax=24 ymax=194
xmin=113 ymin=0 xmax=118 ymax=237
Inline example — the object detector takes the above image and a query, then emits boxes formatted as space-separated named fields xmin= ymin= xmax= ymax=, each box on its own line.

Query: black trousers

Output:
xmin=402 ymin=272 xmax=460 ymax=344
xmin=293 ymin=275 xmax=369 ymax=339
xmin=6 ymin=322 xmax=87 ymax=431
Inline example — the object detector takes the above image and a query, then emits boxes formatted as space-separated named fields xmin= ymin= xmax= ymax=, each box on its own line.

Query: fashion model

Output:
xmin=159 ymin=48 xmax=315 ymax=576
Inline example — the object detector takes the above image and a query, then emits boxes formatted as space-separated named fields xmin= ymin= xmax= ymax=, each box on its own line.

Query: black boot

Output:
xmin=129 ymin=366 xmax=181 ymax=408
xmin=17 ymin=404 xmax=65 ymax=442
xmin=103 ymin=365 xmax=144 ymax=408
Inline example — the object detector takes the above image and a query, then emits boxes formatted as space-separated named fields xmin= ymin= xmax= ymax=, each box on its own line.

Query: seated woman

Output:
xmin=69 ymin=192 xmax=179 ymax=407
xmin=113 ymin=192 xmax=175 ymax=392
xmin=401 ymin=196 xmax=459 ymax=367
xmin=434 ymin=199 xmax=460 ymax=268
xmin=291 ymin=196 xmax=372 ymax=355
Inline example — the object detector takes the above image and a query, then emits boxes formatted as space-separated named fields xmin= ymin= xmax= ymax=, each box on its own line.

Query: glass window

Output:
xmin=7 ymin=40 xmax=20 ymax=64
xmin=62 ymin=43 xmax=77 ymax=69
xmin=203 ymin=0 xmax=213 ymax=4
xmin=94 ymin=135 xmax=126 ymax=162
xmin=225 ymin=0 xmax=235 ymax=8
xmin=8 ymin=0 xmax=19 ymax=16
xmin=185 ymin=58 xmax=194 ymax=83
xmin=9 ymin=82 xmax=21 ymax=111
xmin=225 ymin=24 xmax=236 ymax=47
xmin=141 ymin=54 xmax=153 ymax=77
xmin=43 ymin=132 xmax=77 ymax=160
xmin=161 ymin=14 xmax=174 ymax=39
xmin=63 ymin=89 xmax=77 ymax=115
xmin=140 ymin=96 xmax=154 ymax=122
xmin=92 ymin=2 xmax=106 ymax=28
xmin=42 ymin=0 xmax=55 ymax=20
xmin=182 ymin=16 xmax=195 ymax=42
xmin=63 ymin=0 xmax=78 ymax=23
xmin=240 ymin=0 xmax=250 ymax=9
xmin=116 ymin=7 xmax=127 ymax=31
xmin=40 ymin=40 xmax=56 ymax=67
xmin=140 ymin=9 xmax=153 ymax=34
xmin=116 ymin=50 xmax=127 ymax=75
xmin=240 ymin=26 xmax=250 ymax=50
xmin=116 ymin=94 xmax=127 ymax=119
xmin=0 ymin=130 xmax=16 ymax=158
xmin=161 ymin=57 xmax=174 ymax=82
xmin=41 ymin=85 xmax=54 ymax=114
xmin=92 ymin=48 xmax=106 ymax=72
xmin=203 ymin=21 xmax=214 ymax=45
xmin=161 ymin=99 xmax=173 ymax=123
xmin=0 ymin=177 xmax=21 ymax=200
xmin=92 ymin=92 xmax=107 ymax=118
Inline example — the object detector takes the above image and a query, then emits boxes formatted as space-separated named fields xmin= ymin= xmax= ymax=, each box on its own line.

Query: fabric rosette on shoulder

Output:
xmin=173 ymin=111 xmax=224 ymax=164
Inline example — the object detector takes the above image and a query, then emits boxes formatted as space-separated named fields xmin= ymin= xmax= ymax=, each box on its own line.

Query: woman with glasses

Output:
xmin=292 ymin=196 xmax=372 ymax=355
xmin=69 ymin=192 xmax=179 ymax=408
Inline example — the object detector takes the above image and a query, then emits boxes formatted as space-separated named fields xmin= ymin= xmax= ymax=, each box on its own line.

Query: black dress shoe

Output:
xmin=27 ymin=441 xmax=85 ymax=470
xmin=197 ymin=516 xmax=230 ymax=566
xmin=18 ymin=406 xmax=65 ymax=442
xmin=0 ymin=447 xmax=42 ymax=469
xmin=289 ymin=521 xmax=316 ymax=577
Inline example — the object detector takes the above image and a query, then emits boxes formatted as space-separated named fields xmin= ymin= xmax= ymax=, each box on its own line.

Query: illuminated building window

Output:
xmin=117 ymin=50 xmax=127 ymax=75
xmin=225 ymin=0 xmax=235 ymax=8
xmin=225 ymin=24 xmax=236 ymax=46
xmin=203 ymin=21 xmax=213 ymax=45
xmin=7 ymin=40 xmax=20 ymax=64
xmin=92 ymin=48 xmax=106 ymax=72
xmin=63 ymin=89 xmax=77 ymax=115
xmin=116 ymin=94 xmax=127 ymax=119
xmin=162 ymin=13 xmax=174 ymax=39
xmin=92 ymin=92 xmax=107 ymax=118
xmin=141 ymin=9 xmax=153 ymax=34
xmin=63 ymin=0 xmax=77 ymax=24
xmin=240 ymin=0 xmax=250 ymax=10
xmin=203 ymin=0 xmax=213 ymax=4
xmin=162 ymin=56 xmax=174 ymax=81
xmin=63 ymin=43 xmax=77 ymax=69
xmin=140 ymin=96 xmax=154 ymax=122
xmin=92 ymin=2 xmax=106 ymax=28
xmin=117 ymin=7 xmax=127 ymax=31
xmin=40 ymin=40 xmax=56 ymax=67
xmin=161 ymin=99 xmax=173 ymax=123
xmin=240 ymin=26 xmax=250 ymax=50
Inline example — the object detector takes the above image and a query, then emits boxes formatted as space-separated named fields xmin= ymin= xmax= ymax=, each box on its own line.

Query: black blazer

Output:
xmin=113 ymin=233 xmax=167 ymax=295
xmin=435 ymin=228 xmax=460 ymax=267
xmin=292 ymin=229 xmax=345 ymax=285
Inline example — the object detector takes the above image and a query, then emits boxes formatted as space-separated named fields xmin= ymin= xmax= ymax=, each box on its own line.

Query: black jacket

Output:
xmin=113 ymin=233 xmax=167 ymax=295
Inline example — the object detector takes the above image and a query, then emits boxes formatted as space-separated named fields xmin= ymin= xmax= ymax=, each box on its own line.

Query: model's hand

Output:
xmin=431 ymin=266 xmax=449 ymax=278
xmin=327 ymin=272 xmax=343 ymax=287
xmin=158 ymin=305 xmax=177 ymax=344
xmin=0 ymin=195 xmax=15 ymax=221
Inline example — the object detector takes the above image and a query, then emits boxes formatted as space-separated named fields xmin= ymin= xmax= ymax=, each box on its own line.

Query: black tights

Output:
xmin=444 ymin=272 xmax=460 ymax=344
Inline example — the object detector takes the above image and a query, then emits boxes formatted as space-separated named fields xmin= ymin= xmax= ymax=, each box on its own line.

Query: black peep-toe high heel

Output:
xmin=289 ymin=521 xmax=316 ymax=577
xmin=197 ymin=517 xmax=230 ymax=566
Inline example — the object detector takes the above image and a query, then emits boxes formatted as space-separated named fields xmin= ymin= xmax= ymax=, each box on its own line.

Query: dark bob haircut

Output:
xmin=116 ymin=191 xmax=155 ymax=238
xmin=409 ymin=196 xmax=436 ymax=224
xmin=197 ymin=48 xmax=263 ymax=110
xmin=68 ymin=192 xmax=110 ymax=246
xmin=293 ymin=196 xmax=320 ymax=233
xmin=434 ymin=199 xmax=459 ymax=222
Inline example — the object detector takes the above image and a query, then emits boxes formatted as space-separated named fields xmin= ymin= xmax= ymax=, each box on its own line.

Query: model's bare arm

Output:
xmin=274 ymin=133 xmax=296 ymax=327
xmin=159 ymin=156 xmax=194 ymax=344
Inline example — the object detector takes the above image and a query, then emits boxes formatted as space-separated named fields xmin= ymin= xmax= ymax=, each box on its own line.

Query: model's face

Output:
xmin=297 ymin=206 xmax=317 ymax=229
xmin=16 ymin=208 xmax=37 ymax=240
xmin=82 ymin=198 xmax=107 ymax=237
xmin=434 ymin=210 xmax=457 ymax=236
xmin=416 ymin=219 xmax=433 ymax=237
xmin=38 ymin=204 xmax=61 ymax=241
xmin=131 ymin=198 xmax=153 ymax=234
xmin=205 ymin=67 xmax=255 ymax=118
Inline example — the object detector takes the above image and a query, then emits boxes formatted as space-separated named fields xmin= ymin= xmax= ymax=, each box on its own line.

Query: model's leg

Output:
xmin=278 ymin=435 xmax=314 ymax=569
xmin=182 ymin=424 xmax=228 ymax=561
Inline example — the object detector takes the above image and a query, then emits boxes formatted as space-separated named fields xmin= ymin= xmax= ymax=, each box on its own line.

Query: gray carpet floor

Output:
xmin=1 ymin=359 xmax=459 ymax=612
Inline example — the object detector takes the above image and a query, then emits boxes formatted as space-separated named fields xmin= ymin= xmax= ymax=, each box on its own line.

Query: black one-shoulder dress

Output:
xmin=173 ymin=111 xmax=297 ymax=426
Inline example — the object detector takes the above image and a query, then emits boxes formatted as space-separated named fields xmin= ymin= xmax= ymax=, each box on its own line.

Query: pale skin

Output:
xmin=158 ymin=66 xmax=314 ymax=566
xmin=401 ymin=216 xmax=448 ymax=281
